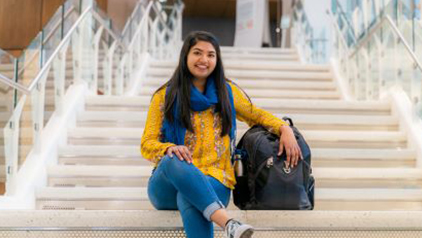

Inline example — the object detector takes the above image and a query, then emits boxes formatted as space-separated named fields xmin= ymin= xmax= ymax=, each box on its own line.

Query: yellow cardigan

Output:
xmin=140 ymin=82 xmax=288 ymax=189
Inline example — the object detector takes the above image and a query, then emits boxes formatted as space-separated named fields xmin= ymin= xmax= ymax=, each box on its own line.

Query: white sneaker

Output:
xmin=224 ymin=219 xmax=254 ymax=238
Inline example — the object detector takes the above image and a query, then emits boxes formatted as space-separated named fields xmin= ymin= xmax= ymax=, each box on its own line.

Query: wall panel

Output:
xmin=0 ymin=0 xmax=43 ymax=51
xmin=0 ymin=0 xmax=108 ymax=54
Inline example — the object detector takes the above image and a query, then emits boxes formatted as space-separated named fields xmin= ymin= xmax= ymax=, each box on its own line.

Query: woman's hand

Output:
xmin=166 ymin=145 xmax=193 ymax=164
xmin=278 ymin=125 xmax=302 ymax=168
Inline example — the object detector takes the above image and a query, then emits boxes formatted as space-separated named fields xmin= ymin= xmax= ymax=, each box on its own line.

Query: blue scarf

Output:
xmin=161 ymin=77 xmax=236 ymax=152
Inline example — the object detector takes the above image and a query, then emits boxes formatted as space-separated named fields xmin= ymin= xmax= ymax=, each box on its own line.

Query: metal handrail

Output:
xmin=1 ymin=0 xmax=180 ymax=94
xmin=332 ymin=0 xmax=356 ymax=38
xmin=349 ymin=15 xmax=422 ymax=72
xmin=5 ymin=5 xmax=130 ymax=94
xmin=91 ymin=11 xmax=127 ymax=51
xmin=327 ymin=9 xmax=351 ymax=54
xmin=17 ymin=6 xmax=76 ymax=77
xmin=29 ymin=6 xmax=125 ymax=92
xmin=151 ymin=2 xmax=171 ymax=31
xmin=24 ymin=7 xmax=91 ymax=93
xmin=42 ymin=6 xmax=76 ymax=45
xmin=0 ymin=73 xmax=28 ymax=93
xmin=128 ymin=1 xmax=154 ymax=49
xmin=122 ymin=0 xmax=142 ymax=37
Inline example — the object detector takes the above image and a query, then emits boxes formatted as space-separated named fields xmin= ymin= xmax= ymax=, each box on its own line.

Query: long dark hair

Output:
xmin=154 ymin=31 xmax=232 ymax=137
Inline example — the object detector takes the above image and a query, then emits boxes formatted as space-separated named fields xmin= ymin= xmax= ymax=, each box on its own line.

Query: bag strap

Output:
xmin=282 ymin=116 xmax=294 ymax=126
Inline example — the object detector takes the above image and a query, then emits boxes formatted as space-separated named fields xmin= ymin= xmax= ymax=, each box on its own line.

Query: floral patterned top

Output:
xmin=140 ymin=81 xmax=288 ymax=189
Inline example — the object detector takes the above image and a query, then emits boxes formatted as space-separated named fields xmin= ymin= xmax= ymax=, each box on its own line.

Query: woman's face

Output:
xmin=187 ymin=40 xmax=217 ymax=81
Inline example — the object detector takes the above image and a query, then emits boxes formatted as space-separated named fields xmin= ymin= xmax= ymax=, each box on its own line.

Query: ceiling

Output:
xmin=181 ymin=0 xmax=281 ymax=20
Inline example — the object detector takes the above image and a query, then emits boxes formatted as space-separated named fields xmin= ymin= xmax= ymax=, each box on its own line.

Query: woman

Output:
xmin=141 ymin=31 xmax=302 ymax=238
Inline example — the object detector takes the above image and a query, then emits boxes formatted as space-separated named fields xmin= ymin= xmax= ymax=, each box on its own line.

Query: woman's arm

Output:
xmin=230 ymin=82 xmax=302 ymax=167
xmin=140 ymin=89 xmax=176 ymax=163
xmin=230 ymin=82 xmax=288 ymax=135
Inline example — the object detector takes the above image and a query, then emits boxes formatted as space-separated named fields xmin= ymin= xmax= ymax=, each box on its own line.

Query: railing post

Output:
xmin=103 ymin=41 xmax=117 ymax=95
xmin=53 ymin=40 xmax=70 ymax=115
xmin=31 ymin=66 xmax=50 ymax=153
xmin=71 ymin=25 xmax=82 ymax=84
xmin=92 ymin=26 xmax=104 ymax=94
xmin=117 ymin=54 xmax=127 ymax=95
xmin=3 ymin=95 xmax=27 ymax=195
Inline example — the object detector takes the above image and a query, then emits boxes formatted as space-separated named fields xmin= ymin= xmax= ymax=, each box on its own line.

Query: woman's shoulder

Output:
xmin=151 ymin=86 xmax=167 ymax=103
xmin=226 ymin=79 xmax=242 ymax=94
xmin=226 ymin=79 xmax=238 ymax=90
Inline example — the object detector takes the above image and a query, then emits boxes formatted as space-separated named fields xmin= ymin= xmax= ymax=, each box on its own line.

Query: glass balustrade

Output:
xmin=0 ymin=0 xmax=184 ymax=196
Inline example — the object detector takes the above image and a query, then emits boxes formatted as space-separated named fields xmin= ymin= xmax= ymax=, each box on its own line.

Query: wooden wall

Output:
xmin=0 ymin=183 xmax=4 ymax=195
xmin=0 ymin=0 xmax=107 ymax=57
xmin=107 ymin=0 xmax=138 ymax=31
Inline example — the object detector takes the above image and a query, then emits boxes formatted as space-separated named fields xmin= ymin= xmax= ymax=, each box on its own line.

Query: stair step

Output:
xmin=67 ymin=128 xmax=406 ymax=145
xmin=147 ymin=68 xmax=332 ymax=81
xmin=84 ymin=96 xmax=391 ymax=115
xmin=221 ymin=53 xmax=299 ymax=61
xmin=139 ymin=86 xmax=341 ymax=100
xmin=59 ymin=145 xmax=140 ymax=157
xmin=36 ymin=187 xmax=422 ymax=210
xmin=37 ymin=187 xmax=422 ymax=201
xmin=144 ymin=77 xmax=337 ymax=90
xmin=56 ymin=146 xmax=415 ymax=168
xmin=149 ymin=60 xmax=330 ymax=72
xmin=76 ymin=112 xmax=399 ymax=131
xmin=58 ymin=157 xmax=149 ymax=166
xmin=220 ymin=46 xmax=297 ymax=54
xmin=46 ymin=165 xmax=422 ymax=189
xmin=58 ymin=146 xmax=415 ymax=161
xmin=47 ymin=165 xmax=422 ymax=181
xmin=3 ymin=210 xmax=422 ymax=231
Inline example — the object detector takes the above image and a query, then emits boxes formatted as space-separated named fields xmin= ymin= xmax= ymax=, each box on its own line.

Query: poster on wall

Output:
xmin=234 ymin=0 xmax=270 ymax=47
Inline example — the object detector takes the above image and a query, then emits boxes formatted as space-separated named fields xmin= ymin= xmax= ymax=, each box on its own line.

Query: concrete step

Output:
xmin=149 ymin=60 xmax=330 ymax=72
xmin=221 ymin=53 xmax=299 ymax=62
xmin=313 ymin=148 xmax=416 ymax=168
xmin=139 ymin=86 xmax=341 ymax=100
xmin=75 ymin=111 xmax=399 ymax=131
xmin=220 ymin=46 xmax=298 ymax=55
xmin=57 ymin=145 xmax=415 ymax=168
xmin=59 ymin=145 xmax=140 ymax=156
xmin=147 ymin=68 xmax=333 ymax=81
xmin=46 ymin=165 xmax=422 ymax=189
xmin=84 ymin=96 xmax=392 ymax=115
xmin=3 ymin=210 xmax=422 ymax=235
xmin=66 ymin=127 xmax=407 ymax=149
xmin=144 ymin=77 xmax=337 ymax=90
xmin=58 ymin=144 xmax=415 ymax=162
xmin=0 ymin=145 xmax=33 ymax=161
xmin=36 ymin=186 xmax=422 ymax=210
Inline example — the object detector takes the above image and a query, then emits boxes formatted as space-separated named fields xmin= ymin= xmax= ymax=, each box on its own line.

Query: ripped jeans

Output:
xmin=148 ymin=155 xmax=231 ymax=238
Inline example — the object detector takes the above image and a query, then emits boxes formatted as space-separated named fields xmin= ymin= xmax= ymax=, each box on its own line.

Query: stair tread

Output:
xmin=77 ymin=111 xmax=398 ymax=125
xmin=67 ymin=127 xmax=407 ymax=142
xmin=84 ymin=96 xmax=391 ymax=111
xmin=147 ymin=68 xmax=332 ymax=80
xmin=4 ymin=210 xmax=422 ymax=228
xmin=36 ymin=187 xmax=422 ymax=201
xmin=58 ymin=146 xmax=415 ymax=161
xmin=47 ymin=165 xmax=422 ymax=180
xmin=149 ymin=60 xmax=330 ymax=71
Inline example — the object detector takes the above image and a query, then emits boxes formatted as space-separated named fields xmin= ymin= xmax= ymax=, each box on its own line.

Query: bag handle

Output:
xmin=282 ymin=116 xmax=294 ymax=127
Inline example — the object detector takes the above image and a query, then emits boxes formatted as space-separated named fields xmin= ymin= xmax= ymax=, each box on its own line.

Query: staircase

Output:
xmin=32 ymin=46 xmax=422 ymax=215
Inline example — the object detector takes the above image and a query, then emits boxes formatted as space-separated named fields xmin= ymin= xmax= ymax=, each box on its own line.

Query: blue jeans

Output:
xmin=148 ymin=155 xmax=231 ymax=238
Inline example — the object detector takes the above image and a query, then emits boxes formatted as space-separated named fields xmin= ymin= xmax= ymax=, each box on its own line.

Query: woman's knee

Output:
xmin=159 ymin=154 xmax=192 ymax=173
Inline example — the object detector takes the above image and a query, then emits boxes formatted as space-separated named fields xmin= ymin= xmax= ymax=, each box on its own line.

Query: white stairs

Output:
xmin=33 ymin=46 xmax=422 ymax=214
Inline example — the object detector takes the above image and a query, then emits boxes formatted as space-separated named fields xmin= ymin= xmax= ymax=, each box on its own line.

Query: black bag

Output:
xmin=233 ymin=117 xmax=314 ymax=210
